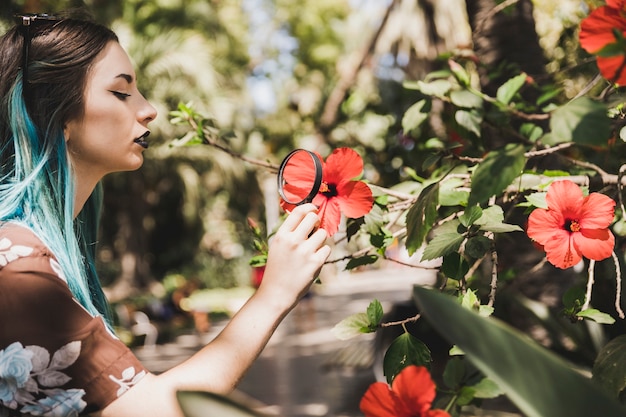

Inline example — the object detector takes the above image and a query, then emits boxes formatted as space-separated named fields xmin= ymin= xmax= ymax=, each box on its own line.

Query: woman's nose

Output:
xmin=138 ymin=96 xmax=158 ymax=124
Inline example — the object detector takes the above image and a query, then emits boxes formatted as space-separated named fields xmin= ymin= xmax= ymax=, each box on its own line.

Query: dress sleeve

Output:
xmin=0 ymin=231 xmax=148 ymax=416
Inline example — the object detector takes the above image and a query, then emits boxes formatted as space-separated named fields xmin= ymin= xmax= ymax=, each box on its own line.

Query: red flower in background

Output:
xmin=360 ymin=365 xmax=450 ymax=417
xmin=527 ymin=180 xmax=615 ymax=269
xmin=579 ymin=0 xmax=626 ymax=85
xmin=280 ymin=148 xmax=374 ymax=236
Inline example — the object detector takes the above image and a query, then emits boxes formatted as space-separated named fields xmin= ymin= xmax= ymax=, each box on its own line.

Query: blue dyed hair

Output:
xmin=0 ymin=17 xmax=118 ymax=323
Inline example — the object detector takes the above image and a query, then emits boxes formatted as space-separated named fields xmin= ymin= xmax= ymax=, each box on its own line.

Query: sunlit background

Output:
xmin=0 ymin=1 xmax=590 ymax=415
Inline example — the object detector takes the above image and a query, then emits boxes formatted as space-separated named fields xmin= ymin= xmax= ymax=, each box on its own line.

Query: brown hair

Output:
xmin=0 ymin=15 xmax=118 ymax=140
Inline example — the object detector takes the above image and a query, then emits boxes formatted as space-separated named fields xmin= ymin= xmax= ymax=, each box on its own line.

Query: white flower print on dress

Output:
xmin=0 ymin=238 xmax=33 ymax=267
xmin=0 ymin=342 xmax=86 ymax=415
xmin=109 ymin=366 xmax=146 ymax=397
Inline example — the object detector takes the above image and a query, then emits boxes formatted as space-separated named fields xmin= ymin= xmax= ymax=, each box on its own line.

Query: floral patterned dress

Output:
xmin=0 ymin=224 xmax=147 ymax=416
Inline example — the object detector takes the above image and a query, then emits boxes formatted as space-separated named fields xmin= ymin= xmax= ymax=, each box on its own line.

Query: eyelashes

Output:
xmin=109 ymin=90 xmax=131 ymax=101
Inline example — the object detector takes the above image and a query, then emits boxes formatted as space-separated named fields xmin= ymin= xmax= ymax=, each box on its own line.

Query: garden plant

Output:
xmin=170 ymin=1 xmax=626 ymax=416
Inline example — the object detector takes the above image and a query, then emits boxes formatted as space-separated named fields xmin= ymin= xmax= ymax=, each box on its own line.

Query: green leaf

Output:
xmin=455 ymin=109 xmax=482 ymax=137
xmin=330 ymin=312 xmax=373 ymax=340
xmin=176 ymin=391 xmax=262 ymax=417
xmin=577 ymin=308 xmax=616 ymax=324
xmin=421 ymin=232 xmax=465 ymax=261
xmin=450 ymin=89 xmax=483 ymax=109
xmin=412 ymin=286 xmax=626 ymax=417
xmin=402 ymin=99 xmax=430 ymax=137
xmin=460 ymin=205 xmax=483 ymax=227
xmin=383 ymin=332 xmax=432 ymax=384
xmin=472 ymin=378 xmax=504 ymax=399
xmin=406 ymin=79 xmax=452 ymax=97
xmin=367 ymin=300 xmax=384 ymax=327
xmin=443 ymin=356 xmax=466 ymax=389
xmin=525 ymin=191 xmax=548 ymax=209
xmin=406 ymin=183 xmax=440 ymax=256
xmin=496 ymin=73 xmax=527 ymax=105
xmin=441 ymin=252 xmax=469 ymax=281
xmin=475 ymin=205 xmax=523 ymax=233
xmin=593 ymin=335 xmax=626 ymax=399
xmin=465 ymin=235 xmax=492 ymax=259
xmin=550 ymin=97 xmax=611 ymax=147
xmin=345 ymin=254 xmax=379 ymax=270
xmin=519 ymin=122 xmax=543 ymax=142
xmin=468 ymin=144 xmax=526 ymax=206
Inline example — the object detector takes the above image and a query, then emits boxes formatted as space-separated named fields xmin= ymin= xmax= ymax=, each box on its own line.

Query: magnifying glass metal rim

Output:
xmin=277 ymin=149 xmax=323 ymax=205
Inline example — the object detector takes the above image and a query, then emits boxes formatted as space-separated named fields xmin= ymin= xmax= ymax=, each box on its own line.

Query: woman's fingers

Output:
xmin=279 ymin=203 xmax=318 ymax=232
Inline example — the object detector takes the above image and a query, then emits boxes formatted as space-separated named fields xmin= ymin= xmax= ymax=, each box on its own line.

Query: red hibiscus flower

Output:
xmin=360 ymin=365 xmax=450 ymax=417
xmin=527 ymin=180 xmax=615 ymax=269
xmin=579 ymin=0 xmax=626 ymax=85
xmin=280 ymin=148 xmax=374 ymax=236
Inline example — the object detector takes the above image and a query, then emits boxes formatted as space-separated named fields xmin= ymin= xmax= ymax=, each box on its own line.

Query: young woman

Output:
xmin=0 ymin=14 xmax=330 ymax=416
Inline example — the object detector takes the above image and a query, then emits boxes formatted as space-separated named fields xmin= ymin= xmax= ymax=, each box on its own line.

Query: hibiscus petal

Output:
xmin=360 ymin=383 xmax=399 ymax=417
xmin=579 ymin=193 xmax=615 ymax=229
xmin=281 ymin=150 xmax=321 ymax=190
xmin=335 ymin=181 xmax=374 ymax=219
xmin=545 ymin=181 xmax=584 ymax=218
xmin=574 ymin=229 xmax=615 ymax=261
xmin=580 ymin=5 xmax=626 ymax=53
xmin=527 ymin=209 xmax=564 ymax=245
xmin=323 ymin=148 xmax=364 ymax=184
xmin=543 ymin=232 xmax=582 ymax=269
xmin=316 ymin=197 xmax=342 ymax=236
xmin=597 ymin=56 xmax=626 ymax=86
xmin=392 ymin=366 xmax=437 ymax=415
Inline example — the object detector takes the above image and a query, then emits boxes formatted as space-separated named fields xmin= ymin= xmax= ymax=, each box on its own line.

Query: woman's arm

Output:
xmin=97 ymin=204 xmax=331 ymax=416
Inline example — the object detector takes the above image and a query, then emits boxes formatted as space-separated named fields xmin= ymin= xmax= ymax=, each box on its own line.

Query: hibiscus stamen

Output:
xmin=564 ymin=219 xmax=581 ymax=233
xmin=320 ymin=182 xmax=338 ymax=197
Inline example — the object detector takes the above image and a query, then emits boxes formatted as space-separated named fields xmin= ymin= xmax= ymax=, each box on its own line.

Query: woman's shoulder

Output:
xmin=0 ymin=222 xmax=63 ymax=279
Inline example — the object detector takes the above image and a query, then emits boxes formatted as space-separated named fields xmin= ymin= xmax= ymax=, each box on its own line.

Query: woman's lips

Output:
xmin=134 ymin=131 xmax=150 ymax=149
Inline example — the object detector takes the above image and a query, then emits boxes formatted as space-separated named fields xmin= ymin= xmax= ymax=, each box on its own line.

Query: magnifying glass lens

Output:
xmin=278 ymin=149 xmax=323 ymax=205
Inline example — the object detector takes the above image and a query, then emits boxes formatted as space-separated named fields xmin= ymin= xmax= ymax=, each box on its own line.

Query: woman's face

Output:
xmin=64 ymin=41 xmax=157 ymax=181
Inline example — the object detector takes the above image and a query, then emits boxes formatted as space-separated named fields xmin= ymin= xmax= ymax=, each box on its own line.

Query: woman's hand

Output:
xmin=257 ymin=203 xmax=331 ymax=310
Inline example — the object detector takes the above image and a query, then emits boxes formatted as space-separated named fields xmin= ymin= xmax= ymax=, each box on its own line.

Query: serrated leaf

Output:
xmin=383 ymin=332 xmax=432 ymax=384
xmin=460 ymin=205 xmax=482 ymax=227
xmin=367 ymin=300 xmax=384 ymax=327
xmin=593 ymin=335 xmax=626 ymax=399
xmin=496 ymin=73 xmax=527 ymax=105
xmin=525 ymin=192 xmax=547 ymax=209
xmin=413 ymin=286 xmax=626 ymax=417
xmin=421 ymin=232 xmax=464 ymax=261
xmin=406 ymin=183 xmax=440 ymax=256
xmin=331 ymin=313 xmax=373 ymax=340
xmin=468 ymin=144 xmax=526 ymax=206
xmin=475 ymin=205 xmax=523 ymax=233
xmin=550 ymin=97 xmax=611 ymax=146
xmin=577 ymin=308 xmax=616 ymax=324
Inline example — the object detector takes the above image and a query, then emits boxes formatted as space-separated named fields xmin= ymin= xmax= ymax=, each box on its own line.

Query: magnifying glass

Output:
xmin=277 ymin=149 xmax=323 ymax=205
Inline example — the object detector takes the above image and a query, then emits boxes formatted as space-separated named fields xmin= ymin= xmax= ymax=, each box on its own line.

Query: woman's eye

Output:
xmin=109 ymin=91 xmax=131 ymax=101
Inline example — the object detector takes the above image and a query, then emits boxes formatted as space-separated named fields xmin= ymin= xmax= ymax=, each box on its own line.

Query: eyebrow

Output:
xmin=115 ymin=73 xmax=133 ymax=83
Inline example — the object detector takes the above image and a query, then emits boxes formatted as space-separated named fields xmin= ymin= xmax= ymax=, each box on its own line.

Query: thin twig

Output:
xmin=380 ymin=313 xmax=421 ymax=328
xmin=487 ymin=245 xmax=498 ymax=308
xmin=582 ymin=260 xmax=596 ymax=314
xmin=612 ymin=252 xmax=625 ymax=319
